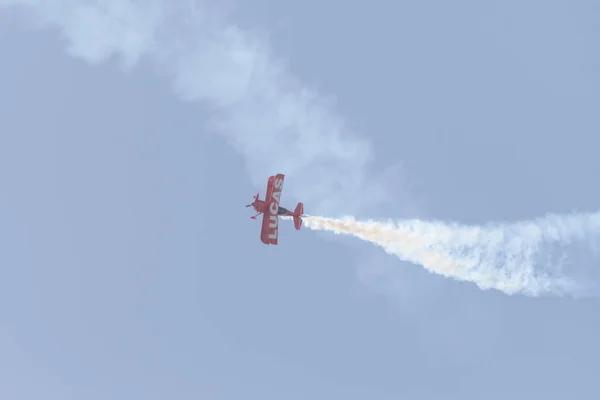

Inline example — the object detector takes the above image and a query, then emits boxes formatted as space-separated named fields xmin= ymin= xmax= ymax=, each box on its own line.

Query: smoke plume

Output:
xmin=4 ymin=1 xmax=599 ymax=297
xmin=0 ymin=0 xmax=393 ymax=216
xmin=298 ymin=212 xmax=600 ymax=297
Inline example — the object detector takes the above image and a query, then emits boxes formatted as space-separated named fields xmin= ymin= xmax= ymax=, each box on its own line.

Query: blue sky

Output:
xmin=1 ymin=1 xmax=599 ymax=399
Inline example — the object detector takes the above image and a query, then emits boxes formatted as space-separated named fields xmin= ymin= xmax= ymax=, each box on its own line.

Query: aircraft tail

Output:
xmin=293 ymin=202 xmax=303 ymax=230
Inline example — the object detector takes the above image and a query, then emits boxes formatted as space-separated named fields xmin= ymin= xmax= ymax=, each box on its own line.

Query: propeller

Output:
xmin=245 ymin=193 xmax=260 ymax=208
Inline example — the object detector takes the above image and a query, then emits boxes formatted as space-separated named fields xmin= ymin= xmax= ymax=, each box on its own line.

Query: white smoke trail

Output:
xmin=6 ymin=1 xmax=598 ymax=297
xmin=297 ymin=212 xmax=600 ymax=297
xmin=0 ymin=0 xmax=397 ymax=216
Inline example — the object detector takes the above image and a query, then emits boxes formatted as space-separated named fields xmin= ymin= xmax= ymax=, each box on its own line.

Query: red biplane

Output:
xmin=246 ymin=173 xmax=304 ymax=245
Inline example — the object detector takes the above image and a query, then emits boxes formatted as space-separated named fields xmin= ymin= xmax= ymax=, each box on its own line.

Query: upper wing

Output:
xmin=264 ymin=175 xmax=275 ymax=204
xmin=260 ymin=174 xmax=285 ymax=245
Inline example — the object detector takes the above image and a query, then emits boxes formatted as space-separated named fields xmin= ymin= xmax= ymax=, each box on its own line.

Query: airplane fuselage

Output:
xmin=250 ymin=199 xmax=292 ymax=216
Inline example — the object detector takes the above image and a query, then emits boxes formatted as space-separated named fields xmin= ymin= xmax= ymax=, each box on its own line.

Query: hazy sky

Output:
xmin=1 ymin=1 xmax=599 ymax=399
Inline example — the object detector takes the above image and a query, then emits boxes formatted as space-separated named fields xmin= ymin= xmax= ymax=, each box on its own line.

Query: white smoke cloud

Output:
xmin=297 ymin=213 xmax=600 ymax=296
xmin=0 ymin=0 xmax=393 ymax=216
xmin=3 ymin=0 xmax=599 ymax=297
